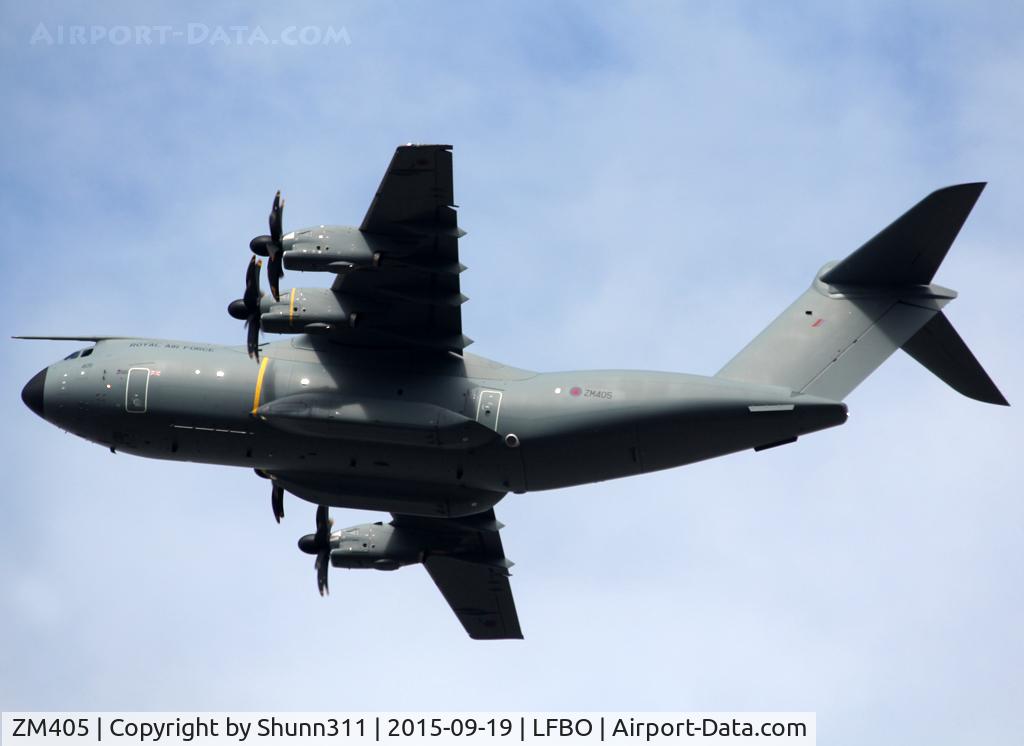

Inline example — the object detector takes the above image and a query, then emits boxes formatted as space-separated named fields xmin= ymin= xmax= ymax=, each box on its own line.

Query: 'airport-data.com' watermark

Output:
xmin=30 ymin=23 xmax=351 ymax=46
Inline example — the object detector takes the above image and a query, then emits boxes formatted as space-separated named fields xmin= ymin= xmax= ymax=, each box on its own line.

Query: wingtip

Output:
xmin=399 ymin=143 xmax=453 ymax=151
xmin=969 ymin=388 xmax=1010 ymax=407
xmin=933 ymin=182 xmax=987 ymax=198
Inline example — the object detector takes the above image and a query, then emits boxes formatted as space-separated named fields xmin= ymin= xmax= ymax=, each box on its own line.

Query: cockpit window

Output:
xmin=63 ymin=347 xmax=94 ymax=360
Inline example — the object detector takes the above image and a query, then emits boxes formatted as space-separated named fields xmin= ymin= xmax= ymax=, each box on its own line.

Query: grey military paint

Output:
xmin=22 ymin=336 xmax=849 ymax=505
xmin=17 ymin=146 xmax=1008 ymax=639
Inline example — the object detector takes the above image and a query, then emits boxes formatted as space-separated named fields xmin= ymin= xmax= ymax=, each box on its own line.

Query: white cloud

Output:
xmin=2 ymin=2 xmax=1022 ymax=742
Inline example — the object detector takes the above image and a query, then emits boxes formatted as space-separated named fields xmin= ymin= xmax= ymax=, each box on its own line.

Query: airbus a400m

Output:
xmin=19 ymin=145 xmax=1007 ymax=638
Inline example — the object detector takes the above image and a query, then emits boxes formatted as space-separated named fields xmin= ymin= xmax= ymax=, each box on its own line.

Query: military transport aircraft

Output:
xmin=18 ymin=145 xmax=1008 ymax=639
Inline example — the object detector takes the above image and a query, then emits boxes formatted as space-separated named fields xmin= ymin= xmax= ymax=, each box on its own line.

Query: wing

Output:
xmin=360 ymin=144 xmax=458 ymax=236
xmin=392 ymin=509 xmax=524 ymax=640
xmin=264 ymin=467 xmax=523 ymax=638
xmin=424 ymin=556 xmax=522 ymax=640
xmin=12 ymin=336 xmax=130 ymax=341
xmin=331 ymin=144 xmax=470 ymax=353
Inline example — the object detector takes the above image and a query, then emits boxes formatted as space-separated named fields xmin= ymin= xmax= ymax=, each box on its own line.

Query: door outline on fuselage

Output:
xmin=125 ymin=367 xmax=151 ymax=414
xmin=475 ymin=389 xmax=503 ymax=431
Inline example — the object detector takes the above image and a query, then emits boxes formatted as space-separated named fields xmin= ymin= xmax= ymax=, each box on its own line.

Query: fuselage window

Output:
xmin=125 ymin=367 xmax=150 ymax=413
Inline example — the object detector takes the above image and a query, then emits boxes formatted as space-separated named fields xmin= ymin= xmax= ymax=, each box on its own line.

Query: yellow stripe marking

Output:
xmin=289 ymin=288 xmax=296 ymax=327
xmin=251 ymin=356 xmax=270 ymax=414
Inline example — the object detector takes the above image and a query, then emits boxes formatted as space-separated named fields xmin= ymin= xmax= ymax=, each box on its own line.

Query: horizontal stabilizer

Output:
xmin=820 ymin=183 xmax=985 ymax=286
xmin=901 ymin=311 xmax=1008 ymax=405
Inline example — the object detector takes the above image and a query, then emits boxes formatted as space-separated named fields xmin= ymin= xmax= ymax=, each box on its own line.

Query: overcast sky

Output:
xmin=1 ymin=2 xmax=1022 ymax=743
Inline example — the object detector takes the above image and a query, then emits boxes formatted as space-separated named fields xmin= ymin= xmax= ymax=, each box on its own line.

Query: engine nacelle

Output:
xmin=281 ymin=225 xmax=378 ymax=273
xmin=329 ymin=522 xmax=423 ymax=570
xmin=259 ymin=288 xmax=352 ymax=334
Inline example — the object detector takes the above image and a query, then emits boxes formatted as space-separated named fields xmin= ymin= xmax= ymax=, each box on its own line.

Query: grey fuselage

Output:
xmin=26 ymin=336 xmax=847 ymax=518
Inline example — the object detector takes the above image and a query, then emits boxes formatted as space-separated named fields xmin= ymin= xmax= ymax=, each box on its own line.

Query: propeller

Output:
xmin=249 ymin=191 xmax=286 ymax=301
xmin=227 ymin=257 xmax=264 ymax=359
xmin=297 ymin=504 xmax=334 ymax=596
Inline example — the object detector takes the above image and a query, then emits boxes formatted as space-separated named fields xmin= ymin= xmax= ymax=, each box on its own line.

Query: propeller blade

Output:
xmin=242 ymin=257 xmax=263 ymax=359
xmin=246 ymin=319 xmax=260 ymax=359
xmin=269 ymin=190 xmax=284 ymax=244
xmin=313 ymin=504 xmax=331 ymax=595
xmin=244 ymin=257 xmax=262 ymax=308
xmin=268 ymin=252 xmax=283 ymax=302
xmin=271 ymin=484 xmax=284 ymax=523
xmin=316 ymin=551 xmax=330 ymax=596
xmin=314 ymin=504 xmax=330 ymax=543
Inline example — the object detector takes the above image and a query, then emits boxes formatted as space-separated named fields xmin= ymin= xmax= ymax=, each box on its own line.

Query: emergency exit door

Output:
xmin=125 ymin=367 xmax=150 ymax=413
xmin=475 ymin=389 xmax=503 ymax=430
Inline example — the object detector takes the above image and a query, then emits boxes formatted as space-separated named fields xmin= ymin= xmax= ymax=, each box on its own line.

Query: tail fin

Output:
xmin=716 ymin=183 xmax=1008 ymax=405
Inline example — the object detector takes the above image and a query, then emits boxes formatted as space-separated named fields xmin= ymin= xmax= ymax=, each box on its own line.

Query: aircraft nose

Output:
xmin=21 ymin=367 xmax=47 ymax=418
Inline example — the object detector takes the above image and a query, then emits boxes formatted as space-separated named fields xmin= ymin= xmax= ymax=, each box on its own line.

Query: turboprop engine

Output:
xmin=298 ymin=521 xmax=423 ymax=571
